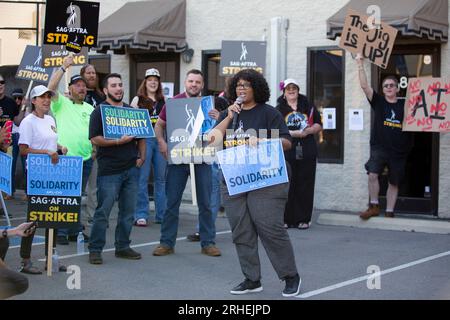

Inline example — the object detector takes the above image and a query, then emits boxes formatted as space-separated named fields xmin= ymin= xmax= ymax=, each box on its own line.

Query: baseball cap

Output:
xmin=30 ymin=85 xmax=54 ymax=99
xmin=11 ymin=88 xmax=24 ymax=97
xmin=145 ymin=68 xmax=160 ymax=78
xmin=283 ymin=78 xmax=300 ymax=90
xmin=69 ymin=74 xmax=87 ymax=86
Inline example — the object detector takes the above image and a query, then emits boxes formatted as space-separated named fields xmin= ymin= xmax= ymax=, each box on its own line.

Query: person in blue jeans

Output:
xmin=152 ymin=69 xmax=221 ymax=257
xmin=88 ymin=73 xmax=145 ymax=265
xmin=130 ymin=68 xmax=167 ymax=226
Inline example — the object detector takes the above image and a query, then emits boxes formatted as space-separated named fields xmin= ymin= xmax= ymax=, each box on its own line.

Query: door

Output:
xmin=130 ymin=52 xmax=180 ymax=101
xmin=373 ymin=44 xmax=440 ymax=215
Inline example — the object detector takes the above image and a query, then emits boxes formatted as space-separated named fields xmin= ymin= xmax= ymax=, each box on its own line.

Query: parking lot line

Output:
xmin=297 ymin=250 xmax=450 ymax=298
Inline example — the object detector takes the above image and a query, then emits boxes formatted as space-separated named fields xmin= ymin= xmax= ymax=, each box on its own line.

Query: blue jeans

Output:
xmin=134 ymin=138 xmax=167 ymax=223
xmin=160 ymin=164 xmax=215 ymax=248
xmin=11 ymin=133 xmax=26 ymax=194
xmin=58 ymin=158 xmax=93 ymax=237
xmin=88 ymin=166 xmax=139 ymax=252
xmin=195 ymin=162 xmax=221 ymax=232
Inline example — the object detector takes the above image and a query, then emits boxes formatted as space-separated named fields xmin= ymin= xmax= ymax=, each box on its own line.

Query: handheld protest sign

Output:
xmin=26 ymin=154 xmax=83 ymax=229
xmin=0 ymin=152 xmax=13 ymax=197
xmin=41 ymin=45 xmax=88 ymax=68
xmin=217 ymin=139 xmax=289 ymax=196
xmin=100 ymin=105 xmax=155 ymax=139
xmin=44 ymin=0 xmax=100 ymax=49
xmin=339 ymin=9 xmax=397 ymax=69
xmin=166 ymin=97 xmax=217 ymax=165
xmin=15 ymin=46 xmax=52 ymax=85
xmin=220 ymin=41 xmax=267 ymax=76
xmin=403 ymin=77 xmax=450 ymax=132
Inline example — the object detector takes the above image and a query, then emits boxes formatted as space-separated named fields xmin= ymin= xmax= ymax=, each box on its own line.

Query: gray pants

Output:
xmin=85 ymin=159 xmax=98 ymax=222
xmin=221 ymin=182 xmax=298 ymax=282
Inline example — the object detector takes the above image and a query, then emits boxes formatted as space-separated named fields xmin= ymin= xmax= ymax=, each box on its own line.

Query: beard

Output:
xmin=107 ymin=91 xmax=123 ymax=103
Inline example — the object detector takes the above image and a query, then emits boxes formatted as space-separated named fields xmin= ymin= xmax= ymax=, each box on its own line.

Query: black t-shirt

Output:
xmin=369 ymin=91 xmax=412 ymax=155
xmin=217 ymin=103 xmax=291 ymax=149
xmin=136 ymin=96 xmax=164 ymax=127
xmin=85 ymin=90 xmax=105 ymax=109
xmin=276 ymin=94 xmax=322 ymax=161
xmin=89 ymin=102 xmax=139 ymax=176
xmin=0 ymin=96 xmax=18 ymax=128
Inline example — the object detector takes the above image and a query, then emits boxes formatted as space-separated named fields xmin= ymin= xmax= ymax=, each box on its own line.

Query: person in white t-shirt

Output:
xmin=17 ymin=85 xmax=68 ymax=275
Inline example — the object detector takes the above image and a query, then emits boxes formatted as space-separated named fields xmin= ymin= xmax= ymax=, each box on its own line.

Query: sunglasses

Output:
xmin=383 ymin=83 xmax=397 ymax=89
xmin=0 ymin=80 xmax=5 ymax=85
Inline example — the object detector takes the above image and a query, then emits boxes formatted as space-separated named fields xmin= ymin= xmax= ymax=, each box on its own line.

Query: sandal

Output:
xmin=20 ymin=261 xmax=43 ymax=275
xmin=135 ymin=218 xmax=147 ymax=227
xmin=297 ymin=223 xmax=310 ymax=230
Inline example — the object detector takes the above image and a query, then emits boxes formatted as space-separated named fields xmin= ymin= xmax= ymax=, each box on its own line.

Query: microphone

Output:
xmin=232 ymin=96 xmax=244 ymax=130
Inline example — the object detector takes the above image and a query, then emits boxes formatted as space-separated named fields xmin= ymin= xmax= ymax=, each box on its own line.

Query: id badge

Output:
xmin=295 ymin=145 xmax=303 ymax=160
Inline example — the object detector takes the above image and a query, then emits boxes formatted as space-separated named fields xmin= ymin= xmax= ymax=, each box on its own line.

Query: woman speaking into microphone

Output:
xmin=211 ymin=69 xmax=302 ymax=297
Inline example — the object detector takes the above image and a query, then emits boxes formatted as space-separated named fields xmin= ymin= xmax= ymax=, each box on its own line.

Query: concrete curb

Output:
xmin=317 ymin=213 xmax=450 ymax=235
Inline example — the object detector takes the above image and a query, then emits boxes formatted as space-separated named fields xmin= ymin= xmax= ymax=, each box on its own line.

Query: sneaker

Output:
xmin=283 ymin=223 xmax=289 ymax=229
xmin=201 ymin=245 xmax=221 ymax=257
xmin=89 ymin=252 xmax=103 ymax=265
xmin=230 ymin=279 xmax=263 ymax=295
xmin=187 ymin=232 xmax=200 ymax=242
xmin=19 ymin=261 xmax=42 ymax=275
xmin=56 ymin=235 xmax=69 ymax=245
xmin=152 ymin=245 xmax=174 ymax=256
xmin=134 ymin=218 xmax=147 ymax=227
xmin=385 ymin=211 xmax=395 ymax=218
xmin=297 ymin=222 xmax=310 ymax=230
xmin=359 ymin=204 xmax=380 ymax=220
xmin=282 ymin=274 xmax=302 ymax=297
xmin=68 ymin=233 xmax=89 ymax=242
xmin=115 ymin=248 xmax=141 ymax=260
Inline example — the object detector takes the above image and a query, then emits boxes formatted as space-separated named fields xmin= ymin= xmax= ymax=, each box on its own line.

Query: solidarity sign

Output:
xmin=166 ymin=97 xmax=216 ymax=165
xmin=0 ymin=152 xmax=12 ymax=196
xmin=26 ymin=154 xmax=83 ymax=228
xmin=100 ymin=105 xmax=155 ymax=139
xmin=217 ymin=139 xmax=289 ymax=196
xmin=403 ymin=77 xmax=450 ymax=132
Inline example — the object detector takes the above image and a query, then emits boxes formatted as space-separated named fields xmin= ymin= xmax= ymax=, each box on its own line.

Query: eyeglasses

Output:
xmin=15 ymin=97 xmax=24 ymax=101
xmin=383 ymin=83 xmax=397 ymax=89
xmin=237 ymin=83 xmax=252 ymax=90
xmin=0 ymin=80 xmax=5 ymax=85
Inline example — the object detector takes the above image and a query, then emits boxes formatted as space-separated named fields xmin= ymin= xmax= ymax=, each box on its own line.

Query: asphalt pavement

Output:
xmin=2 ymin=191 xmax=450 ymax=301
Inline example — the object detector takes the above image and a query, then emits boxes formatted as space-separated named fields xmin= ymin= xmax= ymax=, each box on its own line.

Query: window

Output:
xmin=88 ymin=54 xmax=111 ymax=89
xmin=307 ymin=47 xmax=345 ymax=163
xmin=202 ymin=50 xmax=225 ymax=96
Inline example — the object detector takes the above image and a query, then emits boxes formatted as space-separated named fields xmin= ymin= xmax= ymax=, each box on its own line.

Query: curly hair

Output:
xmin=229 ymin=69 xmax=270 ymax=104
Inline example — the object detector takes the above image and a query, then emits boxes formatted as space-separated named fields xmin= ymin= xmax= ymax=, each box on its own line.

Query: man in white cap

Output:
xmin=47 ymin=55 xmax=94 ymax=244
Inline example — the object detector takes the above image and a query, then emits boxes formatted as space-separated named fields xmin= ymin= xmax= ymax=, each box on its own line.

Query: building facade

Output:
xmin=1 ymin=0 xmax=449 ymax=217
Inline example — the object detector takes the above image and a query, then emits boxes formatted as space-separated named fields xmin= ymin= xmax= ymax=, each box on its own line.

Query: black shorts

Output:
xmin=365 ymin=147 xmax=407 ymax=186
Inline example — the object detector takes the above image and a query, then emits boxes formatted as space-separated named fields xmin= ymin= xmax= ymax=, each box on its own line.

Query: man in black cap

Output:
xmin=47 ymin=55 xmax=94 ymax=244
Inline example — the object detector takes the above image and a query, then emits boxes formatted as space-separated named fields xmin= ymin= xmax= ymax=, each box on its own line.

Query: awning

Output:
xmin=96 ymin=0 xmax=187 ymax=52
xmin=327 ymin=0 xmax=448 ymax=42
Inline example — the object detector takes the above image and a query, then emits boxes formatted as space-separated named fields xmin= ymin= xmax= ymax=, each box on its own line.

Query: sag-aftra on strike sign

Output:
xmin=43 ymin=0 xmax=100 ymax=48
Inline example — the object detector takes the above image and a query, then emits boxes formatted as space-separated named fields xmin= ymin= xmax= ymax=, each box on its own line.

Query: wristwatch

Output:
xmin=2 ymin=227 xmax=8 ymax=238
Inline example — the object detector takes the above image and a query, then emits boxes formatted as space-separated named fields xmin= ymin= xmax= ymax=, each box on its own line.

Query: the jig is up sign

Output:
xmin=339 ymin=9 xmax=398 ymax=69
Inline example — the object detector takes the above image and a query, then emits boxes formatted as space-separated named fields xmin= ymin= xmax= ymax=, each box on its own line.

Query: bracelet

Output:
xmin=60 ymin=66 xmax=66 ymax=73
